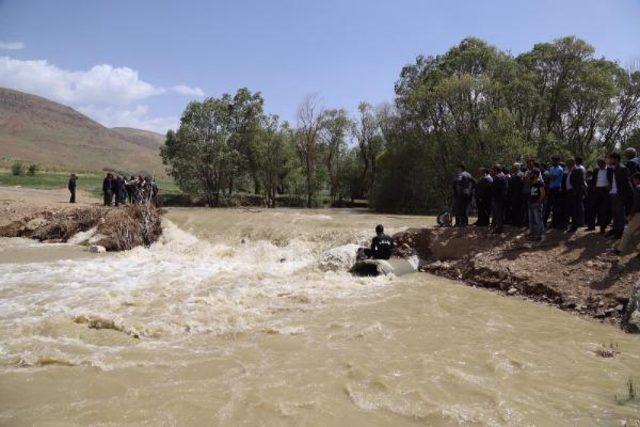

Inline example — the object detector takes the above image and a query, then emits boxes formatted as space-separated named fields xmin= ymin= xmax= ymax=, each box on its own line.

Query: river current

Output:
xmin=0 ymin=208 xmax=639 ymax=425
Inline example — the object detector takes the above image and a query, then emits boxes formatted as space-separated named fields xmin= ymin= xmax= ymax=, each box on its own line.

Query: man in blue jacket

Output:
xmin=544 ymin=156 xmax=564 ymax=229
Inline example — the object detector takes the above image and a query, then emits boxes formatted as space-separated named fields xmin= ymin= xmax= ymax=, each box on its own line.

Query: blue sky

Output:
xmin=1 ymin=0 xmax=639 ymax=133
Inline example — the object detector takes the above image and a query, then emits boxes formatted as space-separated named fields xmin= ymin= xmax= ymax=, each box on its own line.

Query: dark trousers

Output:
xmin=476 ymin=198 xmax=491 ymax=226
xmin=491 ymin=199 xmax=505 ymax=232
xmin=103 ymin=190 xmax=112 ymax=206
xmin=453 ymin=196 xmax=471 ymax=226
xmin=544 ymin=188 xmax=563 ymax=228
xmin=567 ymin=189 xmax=585 ymax=229
xmin=508 ymin=196 xmax=525 ymax=226
xmin=587 ymin=187 xmax=610 ymax=231
xmin=550 ymin=190 xmax=568 ymax=229
xmin=611 ymin=194 xmax=626 ymax=237
xmin=69 ymin=189 xmax=76 ymax=203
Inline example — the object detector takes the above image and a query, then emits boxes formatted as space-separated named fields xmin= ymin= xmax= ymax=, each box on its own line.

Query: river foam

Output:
xmin=2 ymin=209 xmax=639 ymax=425
xmin=0 ymin=217 xmax=391 ymax=371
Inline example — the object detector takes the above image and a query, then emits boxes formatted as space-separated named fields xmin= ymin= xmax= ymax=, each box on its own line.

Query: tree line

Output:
xmin=162 ymin=36 xmax=640 ymax=212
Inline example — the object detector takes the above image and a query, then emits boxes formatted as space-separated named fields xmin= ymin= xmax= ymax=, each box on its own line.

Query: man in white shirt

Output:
xmin=586 ymin=159 xmax=611 ymax=233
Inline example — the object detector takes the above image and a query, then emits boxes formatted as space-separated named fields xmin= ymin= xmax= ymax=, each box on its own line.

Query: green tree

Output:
xmin=353 ymin=103 xmax=385 ymax=196
xmin=226 ymin=88 xmax=265 ymax=194
xmin=320 ymin=108 xmax=353 ymax=204
xmin=162 ymin=96 xmax=239 ymax=206
xmin=295 ymin=95 xmax=325 ymax=208
xmin=255 ymin=116 xmax=294 ymax=207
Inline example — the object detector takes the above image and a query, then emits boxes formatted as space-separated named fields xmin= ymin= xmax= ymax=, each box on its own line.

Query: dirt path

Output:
xmin=0 ymin=186 xmax=100 ymax=226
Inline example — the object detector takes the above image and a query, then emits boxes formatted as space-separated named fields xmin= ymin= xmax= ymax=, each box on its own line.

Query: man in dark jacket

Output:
xmin=362 ymin=225 xmax=394 ymax=260
xmin=607 ymin=152 xmax=632 ymax=239
xmin=624 ymin=147 xmax=640 ymax=177
xmin=102 ymin=173 xmax=113 ymax=206
xmin=68 ymin=173 xmax=77 ymax=204
xmin=507 ymin=163 xmax=525 ymax=226
xmin=474 ymin=168 xmax=493 ymax=226
xmin=452 ymin=163 xmax=475 ymax=227
xmin=586 ymin=159 xmax=611 ymax=233
xmin=114 ymin=175 xmax=126 ymax=206
xmin=610 ymin=173 xmax=640 ymax=254
xmin=566 ymin=157 xmax=587 ymax=232
xmin=490 ymin=164 xmax=509 ymax=234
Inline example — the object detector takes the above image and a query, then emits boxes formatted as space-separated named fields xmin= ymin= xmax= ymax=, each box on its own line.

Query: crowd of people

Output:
xmin=102 ymin=173 xmax=159 ymax=207
xmin=451 ymin=148 xmax=640 ymax=255
xmin=66 ymin=172 xmax=159 ymax=206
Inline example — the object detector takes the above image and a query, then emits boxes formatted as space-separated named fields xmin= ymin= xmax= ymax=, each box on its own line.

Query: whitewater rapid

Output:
xmin=0 ymin=214 xmax=391 ymax=370
xmin=1 ymin=208 xmax=639 ymax=425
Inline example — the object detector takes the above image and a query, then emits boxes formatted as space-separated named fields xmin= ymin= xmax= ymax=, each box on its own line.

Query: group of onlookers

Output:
xmin=102 ymin=173 xmax=159 ymax=207
xmin=452 ymin=148 xmax=640 ymax=255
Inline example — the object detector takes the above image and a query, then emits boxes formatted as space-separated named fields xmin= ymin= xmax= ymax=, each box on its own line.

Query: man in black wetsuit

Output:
xmin=362 ymin=225 xmax=394 ymax=260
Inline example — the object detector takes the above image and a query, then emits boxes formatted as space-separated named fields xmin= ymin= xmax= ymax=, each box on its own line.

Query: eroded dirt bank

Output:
xmin=394 ymin=226 xmax=640 ymax=333
xmin=0 ymin=204 xmax=162 ymax=251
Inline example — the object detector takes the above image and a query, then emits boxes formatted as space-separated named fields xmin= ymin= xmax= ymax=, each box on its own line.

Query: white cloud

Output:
xmin=171 ymin=84 xmax=205 ymax=97
xmin=0 ymin=41 xmax=25 ymax=50
xmin=79 ymin=104 xmax=178 ymax=134
xmin=0 ymin=56 xmax=163 ymax=105
xmin=0 ymin=56 xmax=203 ymax=132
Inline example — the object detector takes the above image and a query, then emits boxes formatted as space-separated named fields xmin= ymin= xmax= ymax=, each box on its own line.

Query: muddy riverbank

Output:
xmin=0 ymin=204 xmax=162 ymax=251
xmin=395 ymin=226 xmax=640 ymax=333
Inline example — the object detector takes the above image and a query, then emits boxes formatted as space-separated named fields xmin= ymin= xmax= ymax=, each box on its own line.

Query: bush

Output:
xmin=27 ymin=164 xmax=39 ymax=176
xmin=11 ymin=161 xmax=24 ymax=176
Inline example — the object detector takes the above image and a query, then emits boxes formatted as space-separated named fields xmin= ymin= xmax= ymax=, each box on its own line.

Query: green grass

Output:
xmin=0 ymin=171 xmax=181 ymax=198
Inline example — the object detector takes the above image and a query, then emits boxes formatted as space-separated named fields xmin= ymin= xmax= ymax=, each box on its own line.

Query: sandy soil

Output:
xmin=0 ymin=186 xmax=100 ymax=226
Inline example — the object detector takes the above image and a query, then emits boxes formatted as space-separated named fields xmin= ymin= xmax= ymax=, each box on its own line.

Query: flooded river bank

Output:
xmin=0 ymin=208 xmax=639 ymax=425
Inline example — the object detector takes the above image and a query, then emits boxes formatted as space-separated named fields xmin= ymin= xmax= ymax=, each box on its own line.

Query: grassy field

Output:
xmin=0 ymin=171 xmax=181 ymax=198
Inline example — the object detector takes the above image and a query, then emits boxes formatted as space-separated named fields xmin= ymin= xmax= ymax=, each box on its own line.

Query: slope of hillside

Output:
xmin=111 ymin=127 xmax=165 ymax=150
xmin=0 ymin=87 xmax=167 ymax=176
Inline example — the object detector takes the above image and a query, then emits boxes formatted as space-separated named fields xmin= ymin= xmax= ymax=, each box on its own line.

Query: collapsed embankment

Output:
xmin=394 ymin=226 xmax=640 ymax=333
xmin=0 ymin=204 xmax=162 ymax=251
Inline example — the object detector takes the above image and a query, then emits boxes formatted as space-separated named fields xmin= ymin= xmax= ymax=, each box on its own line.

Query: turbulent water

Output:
xmin=0 ymin=208 xmax=639 ymax=425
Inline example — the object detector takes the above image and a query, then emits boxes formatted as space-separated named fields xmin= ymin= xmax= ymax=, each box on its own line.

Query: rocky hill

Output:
xmin=0 ymin=87 xmax=167 ymax=175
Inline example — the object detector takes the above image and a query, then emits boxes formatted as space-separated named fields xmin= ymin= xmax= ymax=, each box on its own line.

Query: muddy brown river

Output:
xmin=0 ymin=208 xmax=639 ymax=425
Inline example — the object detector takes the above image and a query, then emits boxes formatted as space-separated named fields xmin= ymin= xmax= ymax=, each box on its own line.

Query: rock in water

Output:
xmin=623 ymin=283 xmax=640 ymax=333
xmin=89 ymin=245 xmax=107 ymax=253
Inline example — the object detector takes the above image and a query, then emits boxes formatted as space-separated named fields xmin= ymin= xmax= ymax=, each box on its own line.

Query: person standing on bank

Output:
xmin=114 ymin=175 xmax=126 ymax=206
xmin=624 ymin=147 xmax=640 ymax=177
xmin=507 ymin=163 xmax=525 ymax=226
xmin=609 ymin=173 xmax=640 ymax=255
xmin=490 ymin=164 xmax=509 ymax=234
xmin=544 ymin=157 xmax=564 ymax=228
xmin=102 ymin=173 xmax=113 ymax=206
xmin=566 ymin=157 xmax=587 ymax=232
xmin=587 ymin=159 xmax=610 ymax=233
xmin=528 ymin=168 xmax=546 ymax=241
xmin=607 ymin=152 xmax=632 ymax=239
xmin=452 ymin=163 xmax=475 ymax=227
xmin=68 ymin=173 xmax=77 ymax=204
xmin=474 ymin=168 xmax=493 ymax=227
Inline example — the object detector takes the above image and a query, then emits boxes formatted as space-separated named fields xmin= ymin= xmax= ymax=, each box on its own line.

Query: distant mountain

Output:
xmin=0 ymin=87 xmax=167 ymax=176
xmin=110 ymin=127 xmax=165 ymax=150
